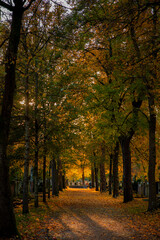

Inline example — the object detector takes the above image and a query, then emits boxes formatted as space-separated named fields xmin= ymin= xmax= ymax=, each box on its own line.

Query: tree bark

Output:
xmin=0 ymin=4 xmax=23 ymax=237
xmin=62 ymin=174 xmax=66 ymax=189
xmin=82 ymin=165 xmax=85 ymax=185
xmin=148 ymin=94 xmax=157 ymax=210
xmin=100 ymin=142 xmax=106 ymax=192
xmin=93 ymin=152 xmax=99 ymax=191
xmin=120 ymin=137 xmax=133 ymax=202
xmin=58 ymin=157 xmax=63 ymax=191
xmin=34 ymin=62 xmax=39 ymax=208
xmin=119 ymin=98 xmax=142 ymax=203
xmin=91 ymin=164 xmax=95 ymax=188
xmin=95 ymin=166 xmax=99 ymax=191
xmin=113 ymin=141 xmax=119 ymax=198
xmin=23 ymin=67 xmax=30 ymax=214
xmin=43 ymin=111 xmax=47 ymax=203
xmin=48 ymin=161 xmax=51 ymax=199
xmin=43 ymin=154 xmax=46 ymax=202
xmin=148 ymin=7 xmax=157 ymax=211
xmin=52 ymin=158 xmax=59 ymax=196
xmin=109 ymin=153 xmax=113 ymax=195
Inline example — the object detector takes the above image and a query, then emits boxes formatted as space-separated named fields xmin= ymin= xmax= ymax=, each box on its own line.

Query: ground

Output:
xmin=8 ymin=188 xmax=160 ymax=239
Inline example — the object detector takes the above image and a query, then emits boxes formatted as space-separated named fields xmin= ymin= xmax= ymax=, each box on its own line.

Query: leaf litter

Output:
xmin=9 ymin=188 xmax=160 ymax=240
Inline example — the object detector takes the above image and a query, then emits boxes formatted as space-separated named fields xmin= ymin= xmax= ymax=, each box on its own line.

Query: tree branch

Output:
xmin=0 ymin=0 xmax=13 ymax=11
xmin=23 ymin=0 xmax=36 ymax=11
xmin=50 ymin=0 xmax=73 ymax=10
xmin=0 ymin=37 xmax=9 ymax=48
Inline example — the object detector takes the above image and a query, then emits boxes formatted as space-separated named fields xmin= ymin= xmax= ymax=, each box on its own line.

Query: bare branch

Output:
xmin=0 ymin=37 xmax=9 ymax=48
xmin=84 ymin=48 xmax=109 ymax=76
xmin=0 ymin=0 xmax=13 ymax=11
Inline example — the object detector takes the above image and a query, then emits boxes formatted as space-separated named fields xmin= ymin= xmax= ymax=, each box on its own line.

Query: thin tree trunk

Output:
xmin=95 ymin=166 xmax=99 ymax=191
xmin=43 ymin=155 xmax=46 ymax=202
xmin=52 ymin=158 xmax=59 ymax=196
xmin=93 ymin=152 xmax=99 ymax=191
xmin=48 ymin=161 xmax=51 ymax=199
xmin=43 ymin=111 xmax=47 ymax=203
xmin=100 ymin=142 xmax=106 ymax=192
xmin=0 ymin=5 xmax=23 ymax=237
xmin=91 ymin=163 xmax=95 ymax=188
xmin=23 ymin=68 xmax=30 ymax=214
xmin=113 ymin=141 xmax=119 ymax=198
xmin=62 ymin=174 xmax=66 ymax=189
xmin=34 ymin=63 xmax=39 ymax=208
xmin=82 ymin=165 xmax=85 ymax=185
xmin=58 ymin=157 xmax=63 ymax=191
xmin=148 ymin=7 xmax=157 ymax=211
xmin=148 ymin=94 xmax=157 ymax=210
xmin=109 ymin=154 xmax=113 ymax=195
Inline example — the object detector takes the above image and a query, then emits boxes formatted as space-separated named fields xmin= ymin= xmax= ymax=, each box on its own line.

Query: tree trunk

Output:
xmin=43 ymin=112 xmax=47 ymax=203
xmin=34 ymin=63 xmax=39 ymax=208
xmin=93 ymin=152 xmax=99 ymax=191
xmin=52 ymin=158 xmax=59 ymax=196
xmin=120 ymin=137 xmax=133 ymax=202
xmin=82 ymin=165 xmax=85 ymax=185
xmin=95 ymin=166 xmax=99 ymax=191
xmin=58 ymin=157 xmax=63 ymax=191
xmin=48 ymin=162 xmax=51 ymax=198
xmin=91 ymin=163 xmax=95 ymax=188
xmin=119 ymin=98 xmax=142 ymax=203
xmin=62 ymin=174 xmax=66 ymax=189
xmin=43 ymin=156 xmax=46 ymax=202
xmin=109 ymin=154 xmax=113 ymax=195
xmin=23 ymin=68 xmax=30 ymax=214
xmin=113 ymin=141 xmax=119 ymax=198
xmin=100 ymin=142 xmax=106 ymax=192
xmin=148 ymin=7 xmax=157 ymax=211
xmin=0 ymin=6 xmax=23 ymax=237
xmin=148 ymin=94 xmax=157 ymax=210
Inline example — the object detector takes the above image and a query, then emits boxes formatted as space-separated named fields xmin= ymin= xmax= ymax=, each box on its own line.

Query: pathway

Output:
xmin=36 ymin=188 xmax=159 ymax=240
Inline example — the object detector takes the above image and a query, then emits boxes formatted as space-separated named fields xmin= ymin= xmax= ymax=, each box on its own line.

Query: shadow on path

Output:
xmin=40 ymin=189 xmax=150 ymax=240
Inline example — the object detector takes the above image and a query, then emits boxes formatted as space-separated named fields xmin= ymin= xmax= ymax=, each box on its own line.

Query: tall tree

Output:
xmin=0 ymin=0 xmax=35 ymax=237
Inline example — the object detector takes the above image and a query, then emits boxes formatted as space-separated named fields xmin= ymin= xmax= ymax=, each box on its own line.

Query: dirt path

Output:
xmin=37 ymin=188 xmax=159 ymax=240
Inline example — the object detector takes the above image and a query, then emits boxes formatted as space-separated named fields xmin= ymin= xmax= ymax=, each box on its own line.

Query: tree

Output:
xmin=117 ymin=0 xmax=160 ymax=209
xmin=0 ymin=0 xmax=35 ymax=237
